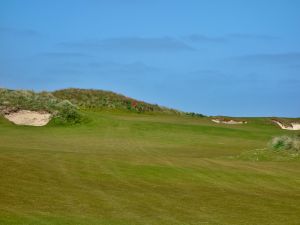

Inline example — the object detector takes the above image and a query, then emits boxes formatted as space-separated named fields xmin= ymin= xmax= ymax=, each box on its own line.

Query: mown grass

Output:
xmin=0 ymin=111 xmax=300 ymax=225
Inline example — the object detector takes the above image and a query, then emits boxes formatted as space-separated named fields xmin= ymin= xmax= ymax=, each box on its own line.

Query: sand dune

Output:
xmin=4 ymin=110 xmax=51 ymax=126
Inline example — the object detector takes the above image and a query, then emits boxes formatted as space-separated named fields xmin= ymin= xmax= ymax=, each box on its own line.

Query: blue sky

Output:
xmin=0 ymin=0 xmax=299 ymax=117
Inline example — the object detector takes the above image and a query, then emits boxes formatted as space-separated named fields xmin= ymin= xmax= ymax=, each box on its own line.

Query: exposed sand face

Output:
xmin=4 ymin=110 xmax=52 ymax=126
xmin=212 ymin=119 xmax=247 ymax=125
xmin=272 ymin=120 xmax=300 ymax=130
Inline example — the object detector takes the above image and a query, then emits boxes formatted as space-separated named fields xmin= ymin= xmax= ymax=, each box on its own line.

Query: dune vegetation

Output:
xmin=270 ymin=135 xmax=300 ymax=152
xmin=0 ymin=88 xmax=300 ymax=225
xmin=52 ymin=88 xmax=182 ymax=114
xmin=0 ymin=88 xmax=82 ymax=124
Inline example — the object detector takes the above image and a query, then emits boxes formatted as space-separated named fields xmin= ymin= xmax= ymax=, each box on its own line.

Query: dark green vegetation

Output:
xmin=1 ymin=88 xmax=300 ymax=224
xmin=1 ymin=110 xmax=300 ymax=225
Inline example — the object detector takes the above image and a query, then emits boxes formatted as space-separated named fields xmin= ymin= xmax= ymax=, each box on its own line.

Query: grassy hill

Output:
xmin=0 ymin=88 xmax=300 ymax=225
xmin=1 ymin=88 xmax=201 ymax=124
xmin=52 ymin=88 xmax=181 ymax=114
xmin=0 ymin=88 xmax=182 ymax=115
xmin=0 ymin=88 xmax=60 ymax=113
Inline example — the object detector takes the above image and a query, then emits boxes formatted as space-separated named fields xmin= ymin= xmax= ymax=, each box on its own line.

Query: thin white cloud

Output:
xmin=234 ymin=52 xmax=300 ymax=63
xmin=0 ymin=27 xmax=40 ymax=37
xmin=59 ymin=37 xmax=196 ymax=52
xmin=38 ymin=52 xmax=93 ymax=58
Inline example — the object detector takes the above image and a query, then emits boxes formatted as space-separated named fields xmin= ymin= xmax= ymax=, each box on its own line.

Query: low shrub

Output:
xmin=53 ymin=100 xmax=82 ymax=124
xmin=269 ymin=135 xmax=300 ymax=152
xmin=185 ymin=112 xmax=206 ymax=117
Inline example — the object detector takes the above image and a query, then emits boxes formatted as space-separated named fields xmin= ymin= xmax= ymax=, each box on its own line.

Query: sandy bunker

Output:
xmin=212 ymin=119 xmax=247 ymax=125
xmin=272 ymin=120 xmax=300 ymax=131
xmin=4 ymin=110 xmax=52 ymax=126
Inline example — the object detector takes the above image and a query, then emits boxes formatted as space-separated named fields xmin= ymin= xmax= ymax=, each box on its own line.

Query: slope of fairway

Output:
xmin=0 ymin=111 xmax=300 ymax=225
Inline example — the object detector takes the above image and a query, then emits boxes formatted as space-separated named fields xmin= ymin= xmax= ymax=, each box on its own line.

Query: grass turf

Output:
xmin=0 ymin=111 xmax=300 ymax=225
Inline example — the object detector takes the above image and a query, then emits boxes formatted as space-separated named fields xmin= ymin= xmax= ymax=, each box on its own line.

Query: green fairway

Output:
xmin=0 ymin=111 xmax=300 ymax=225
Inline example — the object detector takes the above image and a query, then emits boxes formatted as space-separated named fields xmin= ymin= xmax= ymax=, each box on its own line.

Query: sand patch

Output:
xmin=212 ymin=119 xmax=247 ymax=125
xmin=4 ymin=110 xmax=52 ymax=126
xmin=272 ymin=120 xmax=300 ymax=131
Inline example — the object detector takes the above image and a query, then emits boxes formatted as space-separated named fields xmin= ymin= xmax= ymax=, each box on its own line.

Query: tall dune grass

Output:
xmin=270 ymin=135 xmax=300 ymax=151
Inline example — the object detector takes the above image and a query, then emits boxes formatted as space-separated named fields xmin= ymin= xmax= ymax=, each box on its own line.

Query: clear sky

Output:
xmin=1 ymin=0 xmax=299 ymax=117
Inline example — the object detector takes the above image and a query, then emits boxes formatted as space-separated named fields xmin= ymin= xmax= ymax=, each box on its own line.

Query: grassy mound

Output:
xmin=234 ymin=135 xmax=300 ymax=162
xmin=269 ymin=135 xmax=300 ymax=152
xmin=0 ymin=88 xmax=83 ymax=125
xmin=0 ymin=88 xmax=58 ymax=113
xmin=1 ymin=88 xmax=200 ymax=125
xmin=53 ymin=88 xmax=180 ymax=114
xmin=1 ymin=88 xmax=206 ymax=124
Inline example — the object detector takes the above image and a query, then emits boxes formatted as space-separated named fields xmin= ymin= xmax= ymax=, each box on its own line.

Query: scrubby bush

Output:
xmin=53 ymin=100 xmax=82 ymax=124
xmin=185 ymin=112 xmax=206 ymax=117
xmin=0 ymin=88 xmax=58 ymax=113
xmin=269 ymin=135 xmax=300 ymax=152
